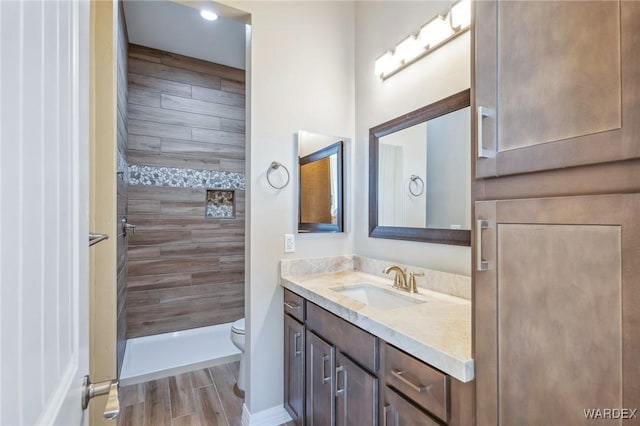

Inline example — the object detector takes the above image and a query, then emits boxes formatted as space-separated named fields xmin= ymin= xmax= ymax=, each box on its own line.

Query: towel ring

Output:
xmin=267 ymin=161 xmax=290 ymax=189
xmin=409 ymin=175 xmax=424 ymax=196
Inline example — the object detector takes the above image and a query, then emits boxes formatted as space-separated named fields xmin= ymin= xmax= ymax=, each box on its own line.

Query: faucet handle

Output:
xmin=408 ymin=272 xmax=425 ymax=293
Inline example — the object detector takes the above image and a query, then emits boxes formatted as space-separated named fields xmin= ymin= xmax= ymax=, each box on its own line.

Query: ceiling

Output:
xmin=123 ymin=1 xmax=246 ymax=70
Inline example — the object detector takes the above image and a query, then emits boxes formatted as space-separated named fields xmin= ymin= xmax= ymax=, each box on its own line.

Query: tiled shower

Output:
xmin=116 ymin=4 xmax=246 ymax=382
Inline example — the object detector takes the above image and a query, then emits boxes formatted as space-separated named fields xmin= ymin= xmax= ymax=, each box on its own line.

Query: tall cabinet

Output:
xmin=474 ymin=1 xmax=640 ymax=424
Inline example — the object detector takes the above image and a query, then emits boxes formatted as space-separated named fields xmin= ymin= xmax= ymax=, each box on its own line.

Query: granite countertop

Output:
xmin=281 ymin=270 xmax=474 ymax=383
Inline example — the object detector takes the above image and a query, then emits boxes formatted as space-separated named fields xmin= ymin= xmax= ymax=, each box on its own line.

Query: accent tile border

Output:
xmin=128 ymin=164 xmax=245 ymax=190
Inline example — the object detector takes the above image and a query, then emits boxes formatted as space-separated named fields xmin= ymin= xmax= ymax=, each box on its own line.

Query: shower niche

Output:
xmin=206 ymin=190 xmax=236 ymax=219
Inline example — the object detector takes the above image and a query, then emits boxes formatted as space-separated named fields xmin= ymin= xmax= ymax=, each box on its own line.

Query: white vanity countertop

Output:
xmin=281 ymin=270 xmax=474 ymax=383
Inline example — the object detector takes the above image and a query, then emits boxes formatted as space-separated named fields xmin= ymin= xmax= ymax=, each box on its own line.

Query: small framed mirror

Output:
xmin=369 ymin=89 xmax=471 ymax=246
xmin=297 ymin=131 xmax=344 ymax=233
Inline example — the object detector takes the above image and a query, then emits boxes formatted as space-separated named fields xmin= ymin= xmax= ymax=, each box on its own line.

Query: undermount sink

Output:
xmin=330 ymin=283 xmax=425 ymax=310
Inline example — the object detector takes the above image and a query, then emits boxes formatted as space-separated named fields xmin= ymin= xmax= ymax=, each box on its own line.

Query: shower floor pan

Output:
xmin=119 ymin=322 xmax=241 ymax=386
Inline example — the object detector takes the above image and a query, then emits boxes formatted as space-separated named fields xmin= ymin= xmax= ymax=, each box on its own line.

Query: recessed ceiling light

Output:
xmin=200 ymin=10 xmax=218 ymax=21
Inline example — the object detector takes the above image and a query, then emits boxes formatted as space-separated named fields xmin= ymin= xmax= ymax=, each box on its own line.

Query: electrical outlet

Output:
xmin=284 ymin=234 xmax=295 ymax=253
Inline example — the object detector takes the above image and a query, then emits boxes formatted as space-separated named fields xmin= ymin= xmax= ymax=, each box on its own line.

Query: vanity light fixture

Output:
xmin=374 ymin=0 xmax=471 ymax=80
xmin=200 ymin=10 xmax=218 ymax=21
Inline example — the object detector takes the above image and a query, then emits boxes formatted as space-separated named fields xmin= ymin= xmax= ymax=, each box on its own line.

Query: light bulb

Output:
xmin=451 ymin=0 xmax=471 ymax=30
xmin=374 ymin=51 xmax=401 ymax=78
xmin=419 ymin=15 xmax=454 ymax=49
xmin=200 ymin=10 xmax=218 ymax=21
xmin=395 ymin=36 xmax=425 ymax=64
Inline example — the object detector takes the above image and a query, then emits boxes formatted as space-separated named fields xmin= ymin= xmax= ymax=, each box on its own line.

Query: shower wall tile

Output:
xmin=126 ymin=44 xmax=246 ymax=338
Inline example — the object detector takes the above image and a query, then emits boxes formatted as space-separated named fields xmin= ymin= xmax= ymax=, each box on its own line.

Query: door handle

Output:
xmin=88 ymin=233 xmax=109 ymax=247
xmin=477 ymin=219 xmax=489 ymax=271
xmin=82 ymin=375 xmax=120 ymax=420
xmin=477 ymin=106 xmax=495 ymax=158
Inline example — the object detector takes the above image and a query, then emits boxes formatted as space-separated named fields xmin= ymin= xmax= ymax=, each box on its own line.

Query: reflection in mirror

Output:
xmin=369 ymin=89 xmax=471 ymax=246
xmin=297 ymin=131 xmax=344 ymax=233
xmin=378 ymin=107 xmax=470 ymax=229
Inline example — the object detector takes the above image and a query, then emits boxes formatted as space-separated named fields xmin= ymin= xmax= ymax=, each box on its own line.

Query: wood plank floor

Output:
xmin=118 ymin=361 xmax=294 ymax=426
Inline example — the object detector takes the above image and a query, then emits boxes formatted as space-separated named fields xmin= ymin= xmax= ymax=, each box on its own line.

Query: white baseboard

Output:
xmin=241 ymin=403 xmax=293 ymax=426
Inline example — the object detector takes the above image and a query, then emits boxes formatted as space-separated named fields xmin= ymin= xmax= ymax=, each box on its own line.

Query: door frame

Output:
xmin=89 ymin=1 xmax=119 ymax=424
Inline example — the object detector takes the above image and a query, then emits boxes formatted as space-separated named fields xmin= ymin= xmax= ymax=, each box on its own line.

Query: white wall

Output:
xmin=354 ymin=1 xmax=471 ymax=276
xmin=223 ymin=0 xmax=355 ymax=415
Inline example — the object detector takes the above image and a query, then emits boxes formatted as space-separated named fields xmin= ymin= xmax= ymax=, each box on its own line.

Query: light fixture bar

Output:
xmin=374 ymin=0 xmax=471 ymax=80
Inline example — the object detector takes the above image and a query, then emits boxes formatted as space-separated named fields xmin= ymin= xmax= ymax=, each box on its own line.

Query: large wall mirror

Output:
xmin=369 ymin=89 xmax=471 ymax=246
xmin=297 ymin=131 xmax=344 ymax=233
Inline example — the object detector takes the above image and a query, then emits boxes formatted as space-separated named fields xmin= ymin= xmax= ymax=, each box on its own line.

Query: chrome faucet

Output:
xmin=383 ymin=265 xmax=408 ymax=291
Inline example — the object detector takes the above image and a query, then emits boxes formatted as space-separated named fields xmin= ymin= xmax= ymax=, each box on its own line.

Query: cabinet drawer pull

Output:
xmin=321 ymin=355 xmax=331 ymax=384
xmin=391 ymin=369 xmax=429 ymax=393
xmin=294 ymin=332 xmax=302 ymax=357
xmin=477 ymin=106 xmax=495 ymax=158
xmin=335 ymin=365 xmax=345 ymax=397
xmin=284 ymin=301 xmax=301 ymax=310
xmin=382 ymin=404 xmax=391 ymax=426
xmin=477 ymin=219 xmax=489 ymax=271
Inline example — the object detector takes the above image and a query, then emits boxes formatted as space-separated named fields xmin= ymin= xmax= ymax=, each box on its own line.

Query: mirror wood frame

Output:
xmin=298 ymin=140 xmax=344 ymax=233
xmin=368 ymin=89 xmax=471 ymax=246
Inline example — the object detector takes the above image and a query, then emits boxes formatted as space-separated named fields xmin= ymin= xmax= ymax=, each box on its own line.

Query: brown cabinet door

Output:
xmin=475 ymin=195 xmax=640 ymax=425
xmin=381 ymin=387 xmax=440 ymax=426
xmin=335 ymin=352 xmax=378 ymax=426
xmin=475 ymin=0 xmax=640 ymax=178
xmin=285 ymin=314 xmax=305 ymax=426
xmin=306 ymin=330 xmax=335 ymax=426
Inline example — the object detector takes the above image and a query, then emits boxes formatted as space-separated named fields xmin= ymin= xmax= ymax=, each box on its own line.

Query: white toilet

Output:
xmin=230 ymin=317 xmax=246 ymax=398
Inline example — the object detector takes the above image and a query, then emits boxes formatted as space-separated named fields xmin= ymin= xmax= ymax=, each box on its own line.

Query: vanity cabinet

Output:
xmin=285 ymin=314 xmax=305 ymax=425
xmin=380 ymin=342 xmax=473 ymax=426
xmin=382 ymin=387 xmax=440 ymax=426
xmin=284 ymin=290 xmax=306 ymax=425
xmin=284 ymin=289 xmax=472 ymax=425
xmin=335 ymin=351 xmax=378 ymax=426
xmin=380 ymin=342 xmax=448 ymax=423
xmin=306 ymin=331 xmax=335 ymax=425
xmin=306 ymin=302 xmax=378 ymax=426
xmin=475 ymin=0 xmax=640 ymax=179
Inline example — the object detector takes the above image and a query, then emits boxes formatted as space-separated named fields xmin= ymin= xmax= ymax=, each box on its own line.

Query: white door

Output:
xmin=1 ymin=1 xmax=91 ymax=425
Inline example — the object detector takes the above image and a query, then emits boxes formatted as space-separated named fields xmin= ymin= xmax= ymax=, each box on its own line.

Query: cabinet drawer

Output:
xmin=381 ymin=342 xmax=448 ymax=423
xmin=284 ymin=289 xmax=305 ymax=322
xmin=382 ymin=386 xmax=440 ymax=426
xmin=306 ymin=302 xmax=378 ymax=373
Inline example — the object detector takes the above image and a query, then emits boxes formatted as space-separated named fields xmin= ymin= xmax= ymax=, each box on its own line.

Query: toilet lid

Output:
xmin=231 ymin=318 xmax=245 ymax=334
